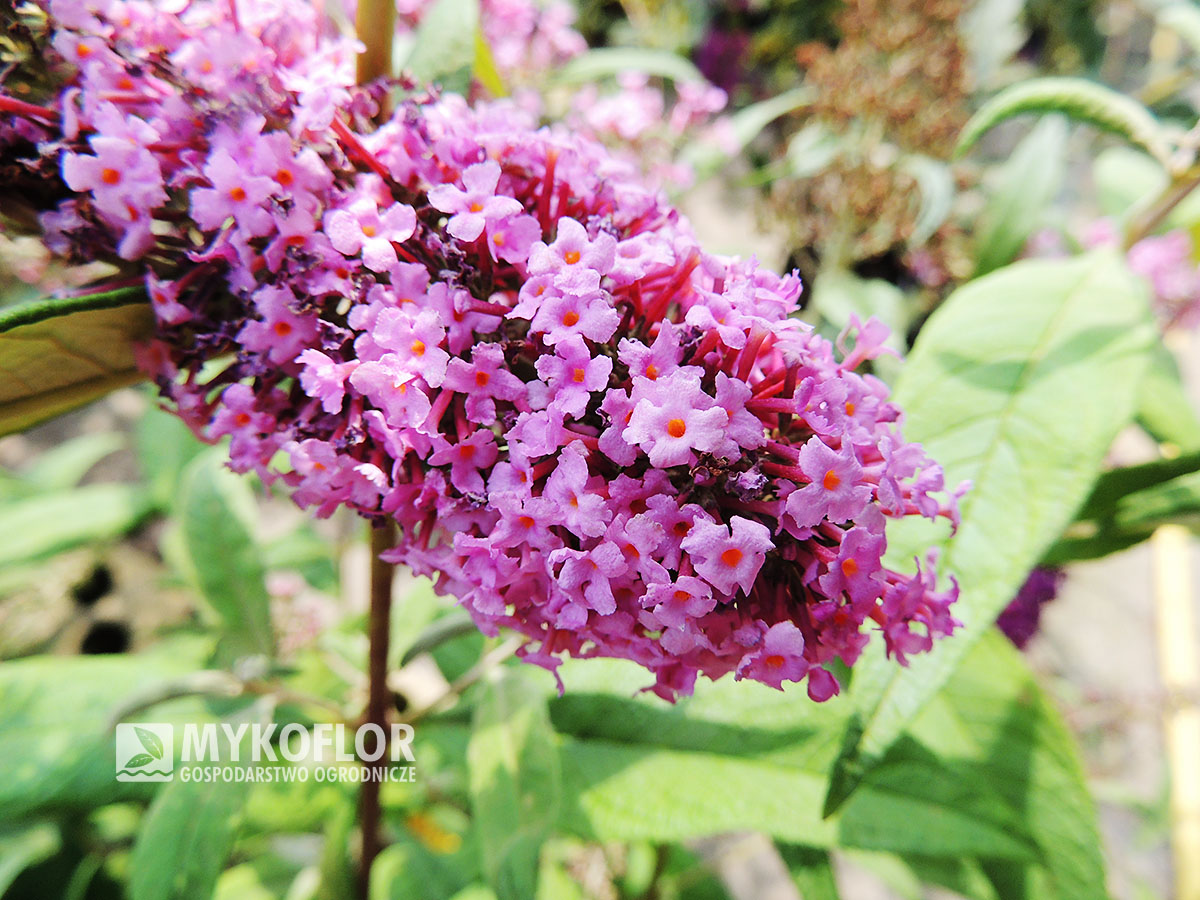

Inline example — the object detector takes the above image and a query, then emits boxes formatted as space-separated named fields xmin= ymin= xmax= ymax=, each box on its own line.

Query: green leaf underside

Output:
xmin=403 ymin=0 xmax=480 ymax=86
xmin=1136 ymin=342 xmax=1200 ymax=450
xmin=468 ymin=670 xmax=561 ymax=900
xmin=0 ymin=482 xmax=153 ymax=568
xmin=0 ymin=644 xmax=210 ymax=820
xmin=553 ymin=47 xmax=705 ymax=86
xmin=974 ymin=115 xmax=1068 ymax=276
xmin=176 ymin=451 xmax=276 ymax=662
xmin=0 ymin=299 xmax=154 ymax=437
xmin=909 ymin=632 xmax=1108 ymax=899
xmin=956 ymin=77 xmax=1169 ymax=163
xmin=831 ymin=252 xmax=1154 ymax=807
xmin=130 ymin=775 xmax=245 ymax=900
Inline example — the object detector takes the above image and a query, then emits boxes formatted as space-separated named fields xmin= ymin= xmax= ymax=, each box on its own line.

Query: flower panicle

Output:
xmin=5 ymin=0 xmax=965 ymax=700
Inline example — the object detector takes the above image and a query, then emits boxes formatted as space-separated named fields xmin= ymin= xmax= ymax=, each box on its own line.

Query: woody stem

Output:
xmin=355 ymin=0 xmax=396 ymax=87
xmin=357 ymin=519 xmax=396 ymax=899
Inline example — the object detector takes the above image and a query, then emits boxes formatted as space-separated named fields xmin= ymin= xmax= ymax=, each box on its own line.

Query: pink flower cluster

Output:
xmin=1083 ymin=221 xmax=1200 ymax=331
xmin=7 ymin=0 xmax=963 ymax=700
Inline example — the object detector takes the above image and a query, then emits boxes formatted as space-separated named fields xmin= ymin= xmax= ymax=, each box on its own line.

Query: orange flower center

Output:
xmin=841 ymin=558 xmax=859 ymax=576
xmin=563 ymin=249 xmax=581 ymax=264
xmin=276 ymin=168 xmax=294 ymax=187
xmin=672 ymin=590 xmax=691 ymax=603
xmin=764 ymin=654 xmax=786 ymax=669
xmin=667 ymin=418 xmax=686 ymax=438
xmin=645 ymin=364 xmax=659 ymax=380
xmin=475 ymin=371 xmax=490 ymax=387
xmin=562 ymin=310 xmax=580 ymax=327
xmin=822 ymin=469 xmax=841 ymax=490
xmin=229 ymin=186 xmax=247 ymax=202
xmin=411 ymin=340 xmax=426 ymax=356
xmin=469 ymin=202 xmax=483 ymax=213
xmin=720 ymin=547 xmax=743 ymax=567
xmin=101 ymin=168 xmax=121 ymax=185
xmin=572 ymin=367 xmax=586 ymax=383
xmin=361 ymin=224 xmax=377 ymax=238
xmin=273 ymin=321 xmax=292 ymax=337
xmin=845 ymin=401 xmax=856 ymax=415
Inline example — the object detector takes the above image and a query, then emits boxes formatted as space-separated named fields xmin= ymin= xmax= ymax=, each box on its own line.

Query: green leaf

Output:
xmin=0 ymin=291 xmax=152 ymax=437
xmin=959 ymin=0 xmax=1025 ymax=88
xmin=548 ymin=662 xmax=1035 ymax=860
xmin=468 ymin=669 xmax=561 ymax=900
xmin=1076 ymin=449 xmax=1200 ymax=522
xmin=136 ymin=400 xmax=208 ymax=509
xmin=901 ymin=155 xmax=956 ymax=247
xmin=779 ymin=845 xmax=841 ymax=900
xmin=0 ymin=822 xmax=60 ymax=896
xmin=1136 ymin=342 xmax=1200 ymax=450
xmin=830 ymin=251 xmax=1155 ymax=811
xmin=553 ymin=47 xmax=705 ymax=86
xmin=370 ymin=837 xmax=477 ymax=900
xmin=1094 ymin=147 xmax=1166 ymax=219
xmin=136 ymin=725 xmax=165 ymax=759
xmin=0 ymin=642 xmax=210 ymax=820
xmin=20 ymin=431 xmax=124 ymax=492
xmin=130 ymin=775 xmax=245 ymax=900
xmin=1092 ymin=147 xmax=1200 ymax=230
xmin=684 ymin=86 xmax=812 ymax=176
xmin=0 ymin=482 xmax=153 ymax=568
xmin=1158 ymin=2 xmax=1200 ymax=55
xmin=122 ymin=753 xmax=157 ymax=769
xmin=973 ymin=115 xmax=1068 ymax=276
xmin=955 ymin=77 xmax=1170 ymax=164
xmin=909 ymin=632 xmax=1108 ymax=900
xmin=399 ymin=608 xmax=478 ymax=666
xmin=473 ymin=29 xmax=506 ymax=97
xmin=809 ymin=270 xmax=908 ymax=357
xmin=403 ymin=0 xmax=480 ymax=86
xmin=175 ymin=451 xmax=275 ymax=661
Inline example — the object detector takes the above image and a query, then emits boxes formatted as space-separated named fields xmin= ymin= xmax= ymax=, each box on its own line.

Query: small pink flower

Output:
xmin=325 ymin=196 xmax=417 ymax=271
xmin=682 ymin=516 xmax=773 ymax=597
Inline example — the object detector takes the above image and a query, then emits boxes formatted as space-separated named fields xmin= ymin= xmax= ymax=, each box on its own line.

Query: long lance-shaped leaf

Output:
xmin=0 ymin=288 xmax=151 ymax=436
xmin=955 ymin=77 xmax=1171 ymax=165
xmin=824 ymin=251 xmax=1156 ymax=815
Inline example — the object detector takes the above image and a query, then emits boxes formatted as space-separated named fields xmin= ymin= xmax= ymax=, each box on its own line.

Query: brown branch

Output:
xmin=355 ymin=0 xmax=396 ymax=87
xmin=358 ymin=518 xmax=397 ymax=899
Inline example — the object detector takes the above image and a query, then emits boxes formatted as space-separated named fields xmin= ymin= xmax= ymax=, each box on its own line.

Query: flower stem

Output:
xmin=0 ymin=93 xmax=59 ymax=122
xmin=358 ymin=518 xmax=397 ymax=899
xmin=1125 ymin=166 xmax=1200 ymax=249
xmin=355 ymin=0 xmax=396 ymax=86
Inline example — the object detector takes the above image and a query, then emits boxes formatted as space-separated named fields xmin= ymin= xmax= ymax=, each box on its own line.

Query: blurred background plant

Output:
xmin=3 ymin=0 xmax=1200 ymax=899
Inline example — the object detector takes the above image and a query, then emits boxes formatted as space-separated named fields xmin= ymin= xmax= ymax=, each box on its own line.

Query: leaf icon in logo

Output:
xmin=134 ymin=727 xmax=164 ymax=760
xmin=124 ymin=752 xmax=156 ymax=769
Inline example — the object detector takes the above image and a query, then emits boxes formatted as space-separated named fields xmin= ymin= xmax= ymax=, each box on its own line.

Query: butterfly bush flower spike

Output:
xmin=5 ymin=0 xmax=966 ymax=701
